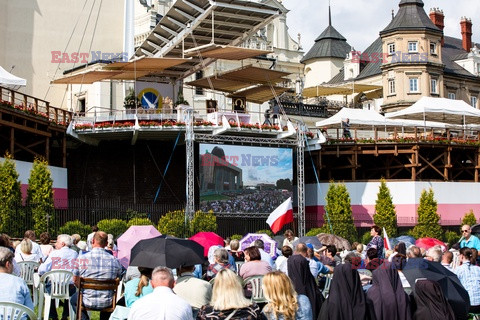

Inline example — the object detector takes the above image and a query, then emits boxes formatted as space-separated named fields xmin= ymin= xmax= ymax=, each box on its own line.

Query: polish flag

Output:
xmin=383 ymin=227 xmax=391 ymax=250
xmin=267 ymin=197 xmax=293 ymax=234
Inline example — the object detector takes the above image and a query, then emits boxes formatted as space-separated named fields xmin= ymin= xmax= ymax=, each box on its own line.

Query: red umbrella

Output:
xmin=190 ymin=232 xmax=225 ymax=257
xmin=415 ymin=237 xmax=446 ymax=251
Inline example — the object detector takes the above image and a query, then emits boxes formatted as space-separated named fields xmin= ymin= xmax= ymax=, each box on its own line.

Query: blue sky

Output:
xmin=199 ymin=144 xmax=293 ymax=186
xmin=282 ymin=0 xmax=480 ymax=54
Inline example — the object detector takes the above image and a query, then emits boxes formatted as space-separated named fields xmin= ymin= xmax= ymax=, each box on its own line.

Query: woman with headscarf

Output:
xmin=366 ymin=266 xmax=411 ymax=320
xmin=319 ymin=263 xmax=367 ymax=320
xmin=287 ymin=254 xmax=322 ymax=319
xmin=413 ymin=279 xmax=454 ymax=320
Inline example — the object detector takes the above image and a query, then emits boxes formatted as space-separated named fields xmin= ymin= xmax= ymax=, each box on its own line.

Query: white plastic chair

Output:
xmin=0 ymin=302 xmax=36 ymax=320
xmin=38 ymin=270 xmax=75 ymax=320
xmin=17 ymin=261 xmax=40 ymax=306
xmin=235 ymin=261 xmax=244 ymax=275
xmin=322 ymin=274 xmax=334 ymax=298
xmin=243 ymin=275 xmax=267 ymax=304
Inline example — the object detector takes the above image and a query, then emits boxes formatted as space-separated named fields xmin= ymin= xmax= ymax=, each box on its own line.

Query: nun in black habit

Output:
xmin=319 ymin=263 xmax=367 ymax=320
xmin=287 ymin=253 xmax=323 ymax=319
xmin=413 ymin=279 xmax=455 ymax=320
xmin=366 ymin=266 xmax=412 ymax=320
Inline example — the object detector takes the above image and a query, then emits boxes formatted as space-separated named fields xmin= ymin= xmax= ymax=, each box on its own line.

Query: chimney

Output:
xmin=460 ymin=17 xmax=473 ymax=52
xmin=429 ymin=7 xmax=445 ymax=46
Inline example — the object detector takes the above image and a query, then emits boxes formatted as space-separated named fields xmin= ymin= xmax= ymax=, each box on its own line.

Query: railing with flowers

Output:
xmin=0 ymin=86 xmax=72 ymax=126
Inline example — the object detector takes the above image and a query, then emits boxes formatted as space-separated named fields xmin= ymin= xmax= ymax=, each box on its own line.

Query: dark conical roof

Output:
xmin=301 ymin=25 xmax=351 ymax=62
xmin=380 ymin=0 xmax=441 ymax=35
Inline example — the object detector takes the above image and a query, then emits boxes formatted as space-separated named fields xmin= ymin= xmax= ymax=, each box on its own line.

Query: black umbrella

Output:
xmin=129 ymin=236 xmax=205 ymax=269
xmin=293 ymin=236 xmax=323 ymax=250
xmin=402 ymin=259 xmax=470 ymax=320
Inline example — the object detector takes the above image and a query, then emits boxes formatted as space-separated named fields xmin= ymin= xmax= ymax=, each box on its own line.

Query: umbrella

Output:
xmin=293 ymin=236 xmax=323 ymax=250
xmin=316 ymin=233 xmax=351 ymax=251
xmin=403 ymin=259 xmax=470 ymax=319
xmin=129 ymin=236 xmax=205 ymax=269
xmin=415 ymin=237 xmax=446 ymax=251
xmin=273 ymin=235 xmax=285 ymax=249
xmin=239 ymin=233 xmax=277 ymax=258
xmin=190 ymin=232 xmax=225 ymax=257
xmin=116 ymin=225 xmax=162 ymax=268
xmin=390 ymin=235 xmax=415 ymax=248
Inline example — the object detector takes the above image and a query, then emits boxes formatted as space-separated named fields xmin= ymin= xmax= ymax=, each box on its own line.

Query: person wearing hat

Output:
xmin=306 ymin=243 xmax=331 ymax=278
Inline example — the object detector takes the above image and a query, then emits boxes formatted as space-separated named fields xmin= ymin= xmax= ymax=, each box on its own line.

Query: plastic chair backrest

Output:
xmin=243 ymin=275 xmax=267 ymax=303
xmin=322 ymin=274 xmax=333 ymax=298
xmin=40 ymin=270 xmax=74 ymax=299
xmin=235 ymin=262 xmax=244 ymax=275
xmin=18 ymin=261 xmax=40 ymax=285
xmin=0 ymin=302 xmax=36 ymax=320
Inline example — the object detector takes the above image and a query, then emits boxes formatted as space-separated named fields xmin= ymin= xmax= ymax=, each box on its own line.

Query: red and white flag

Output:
xmin=267 ymin=197 xmax=293 ymax=234
xmin=383 ymin=227 xmax=391 ymax=250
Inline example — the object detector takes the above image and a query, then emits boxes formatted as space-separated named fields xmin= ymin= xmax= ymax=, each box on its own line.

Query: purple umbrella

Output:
xmin=239 ymin=233 xmax=277 ymax=258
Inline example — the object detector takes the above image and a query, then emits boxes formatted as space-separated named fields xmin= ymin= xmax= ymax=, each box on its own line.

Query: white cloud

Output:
xmin=282 ymin=0 xmax=480 ymax=53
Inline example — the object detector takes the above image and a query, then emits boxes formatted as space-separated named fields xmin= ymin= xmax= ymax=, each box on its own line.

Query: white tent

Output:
xmin=0 ymin=66 xmax=26 ymax=90
xmin=385 ymin=96 xmax=480 ymax=125
xmin=315 ymin=107 xmax=396 ymax=128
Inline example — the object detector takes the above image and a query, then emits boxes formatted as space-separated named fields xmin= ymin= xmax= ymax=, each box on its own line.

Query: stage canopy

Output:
xmin=303 ymin=83 xmax=382 ymax=98
xmin=0 ymin=66 xmax=27 ymax=90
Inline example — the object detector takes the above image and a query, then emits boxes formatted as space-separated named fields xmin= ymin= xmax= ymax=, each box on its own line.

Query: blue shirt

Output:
xmin=455 ymin=261 xmax=480 ymax=306
xmin=460 ymin=235 xmax=480 ymax=251
xmin=74 ymin=247 xmax=123 ymax=308
xmin=124 ymin=277 xmax=154 ymax=307
xmin=0 ymin=273 xmax=34 ymax=310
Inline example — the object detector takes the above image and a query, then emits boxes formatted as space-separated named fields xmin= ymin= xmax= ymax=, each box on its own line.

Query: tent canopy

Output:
xmin=385 ymin=96 xmax=480 ymax=125
xmin=316 ymin=107 xmax=453 ymax=130
xmin=0 ymin=66 xmax=26 ymax=90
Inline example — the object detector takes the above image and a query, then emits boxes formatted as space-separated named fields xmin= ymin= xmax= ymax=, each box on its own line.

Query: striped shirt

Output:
xmin=455 ymin=262 xmax=480 ymax=306
xmin=73 ymin=248 xmax=123 ymax=309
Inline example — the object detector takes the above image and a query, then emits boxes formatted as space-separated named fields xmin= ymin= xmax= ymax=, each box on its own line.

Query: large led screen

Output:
xmin=199 ymin=144 xmax=293 ymax=214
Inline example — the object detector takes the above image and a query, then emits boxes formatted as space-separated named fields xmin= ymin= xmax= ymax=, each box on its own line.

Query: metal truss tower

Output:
xmin=185 ymin=108 xmax=195 ymax=220
xmin=296 ymin=123 xmax=306 ymax=237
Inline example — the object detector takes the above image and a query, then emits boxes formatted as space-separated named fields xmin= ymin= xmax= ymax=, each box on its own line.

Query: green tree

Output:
xmin=412 ymin=189 xmax=443 ymax=239
xmin=323 ymin=182 xmax=357 ymax=243
xmin=373 ymin=178 xmax=398 ymax=237
xmin=127 ymin=217 xmax=153 ymax=227
xmin=27 ymin=158 xmax=54 ymax=235
xmin=0 ymin=154 xmax=24 ymax=236
xmin=59 ymin=220 xmax=91 ymax=239
xmin=462 ymin=210 xmax=477 ymax=227
xmin=158 ymin=210 xmax=189 ymax=237
xmin=190 ymin=210 xmax=217 ymax=235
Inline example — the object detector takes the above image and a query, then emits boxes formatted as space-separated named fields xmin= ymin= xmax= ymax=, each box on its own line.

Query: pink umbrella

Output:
xmin=190 ymin=232 xmax=225 ymax=257
xmin=415 ymin=237 xmax=446 ymax=251
xmin=117 ymin=225 xmax=161 ymax=268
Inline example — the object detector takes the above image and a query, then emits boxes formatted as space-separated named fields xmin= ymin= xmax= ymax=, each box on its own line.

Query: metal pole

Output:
xmin=185 ymin=108 xmax=195 ymax=221
xmin=297 ymin=123 xmax=305 ymax=237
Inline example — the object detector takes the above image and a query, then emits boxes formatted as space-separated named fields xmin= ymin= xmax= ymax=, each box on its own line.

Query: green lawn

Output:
xmin=200 ymin=194 xmax=231 ymax=201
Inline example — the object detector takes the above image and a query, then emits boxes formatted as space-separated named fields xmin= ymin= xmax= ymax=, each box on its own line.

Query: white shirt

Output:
xmin=38 ymin=246 xmax=78 ymax=276
xmin=259 ymin=248 xmax=275 ymax=269
xmin=275 ymin=256 xmax=288 ymax=274
xmin=15 ymin=241 xmax=44 ymax=262
xmin=128 ymin=286 xmax=192 ymax=320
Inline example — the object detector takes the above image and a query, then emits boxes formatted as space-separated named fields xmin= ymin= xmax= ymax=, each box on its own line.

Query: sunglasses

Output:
xmin=461 ymin=230 xmax=470 ymax=233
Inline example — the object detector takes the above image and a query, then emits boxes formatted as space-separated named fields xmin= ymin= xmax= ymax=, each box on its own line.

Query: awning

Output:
xmin=105 ymin=57 xmax=190 ymax=71
xmin=303 ymin=83 xmax=382 ymax=97
xmin=186 ymin=77 xmax=251 ymax=92
xmin=227 ymin=85 xmax=290 ymax=104
xmin=51 ymin=71 xmax=122 ymax=84
xmin=0 ymin=66 xmax=27 ymax=90
xmin=184 ymin=44 xmax=272 ymax=60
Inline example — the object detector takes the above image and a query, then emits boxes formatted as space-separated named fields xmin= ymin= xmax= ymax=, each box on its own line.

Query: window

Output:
xmin=430 ymin=42 xmax=437 ymax=55
xmin=430 ymin=78 xmax=438 ymax=94
xmin=409 ymin=78 xmax=419 ymax=93
xmin=408 ymin=41 xmax=418 ymax=53
xmin=388 ymin=79 xmax=396 ymax=95
xmin=471 ymin=96 xmax=478 ymax=107
xmin=448 ymin=92 xmax=456 ymax=100
xmin=195 ymin=71 xmax=204 ymax=95
xmin=388 ymin=43 xmax=396 ymax=55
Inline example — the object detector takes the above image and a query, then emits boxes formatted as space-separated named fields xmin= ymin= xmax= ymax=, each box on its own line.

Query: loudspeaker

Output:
xmin=232 ymin=97 xmax=246 ymax=112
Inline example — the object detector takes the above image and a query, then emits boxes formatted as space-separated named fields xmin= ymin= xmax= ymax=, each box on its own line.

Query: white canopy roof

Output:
xmin=0 ymin=66 xmax=26 ymax=90
xmin=385 ymin=96 xmax=480 ymax=125
xmin=316 ymin=107 xmax=454 ymax=130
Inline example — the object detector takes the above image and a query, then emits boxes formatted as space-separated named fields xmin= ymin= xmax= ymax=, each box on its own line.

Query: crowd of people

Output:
xmin=0 ymin=224 xmax=480 ymax=320
xmin=200 ymin=189 xmax=291 ymax=213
